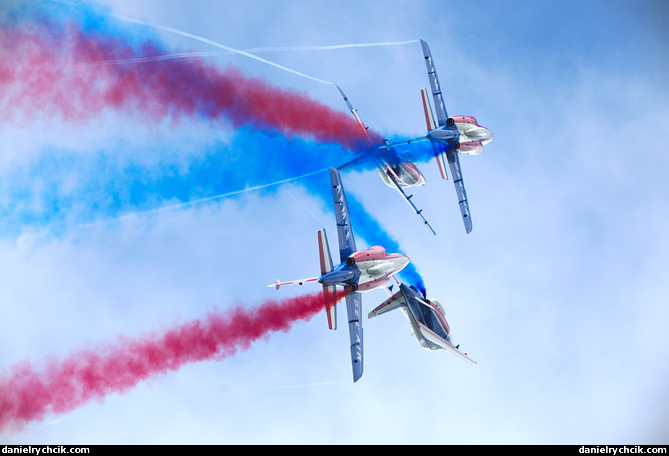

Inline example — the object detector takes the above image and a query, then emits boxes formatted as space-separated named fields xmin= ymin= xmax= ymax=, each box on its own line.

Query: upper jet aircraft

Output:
xmin=270 ymin=167 xmax=410 ymax=382
xmin=339 ymin=40 xmax=494 ymax=234
xmin=414 ymin=39 xmax=495 ymax=233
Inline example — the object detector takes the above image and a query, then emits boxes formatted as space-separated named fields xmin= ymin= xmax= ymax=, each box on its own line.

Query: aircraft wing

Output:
xmin=335 ymin=85 xmax=376 ymax=172
xmin=336 ymin=85 xmax=373 ymax=145
xmin=442 ymin=340 xmax=477 ymax=365
xmin=329 ymin=167 xmax=356 ymax=262
xmin=383 ymin=164 xmax=436 ymax=235
xmin=337 ymin=151 xmax=373 ymax=173
xmin=345 ymin=290 xmax=364 ymax=382
xmin=420 ymin=39 xmax=449 ymax=126
xmin=444 ymin=148 xmax=473 ymax=234
xmin=416 ymin=321 xmax=477 ymax=365
xmin=368 ymin=289 xmax=405 ymax=319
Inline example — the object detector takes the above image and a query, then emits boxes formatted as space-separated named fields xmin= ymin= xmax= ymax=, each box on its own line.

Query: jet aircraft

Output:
xmin=270 ymin=167 xmax=410 ymax=382
xmin=368 ymin=282 xmax=476 ymax=365
xmin=337 ymin=40 xmax=494 ymax=234
xmin=410 ymin=39 xmax=494 ymax=233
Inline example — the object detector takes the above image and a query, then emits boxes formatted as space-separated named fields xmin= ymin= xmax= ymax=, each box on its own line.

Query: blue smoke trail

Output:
xmin=1 ymin=127 xmax=426 ymax=294
xmin=1 ymin=1 xmax=430 ymax=293
xmin=0 ymin=128 xmax=348 ymax=237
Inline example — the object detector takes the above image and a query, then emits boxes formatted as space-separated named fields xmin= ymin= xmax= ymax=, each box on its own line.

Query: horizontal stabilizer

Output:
xmin=421 ymin=88 xmax=448 ymax=181
xmin=317 ymin=229 xmax=337 ymax=330
xmin=421 ymin=88 xmax=438 ymax=132
xmin=323 ymin=284 xmax=337 ymax=330
xmin=318 ymin=229 xmax=333 ymax=275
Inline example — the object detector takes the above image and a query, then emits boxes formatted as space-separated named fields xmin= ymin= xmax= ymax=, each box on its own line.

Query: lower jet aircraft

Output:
xmin=368 ymin=283 xmax=476 ymax=364
xmin=270 ymin=167 xmax=410 ymax=382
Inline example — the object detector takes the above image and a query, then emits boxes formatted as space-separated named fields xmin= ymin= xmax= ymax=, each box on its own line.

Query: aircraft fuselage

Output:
xmin=377 ymin=161 xmax=426 ymax=189
xmin=318 ymin=245 xmax=409 ymax=292
xmin=403 ymin=298 xmax=453 ymax=351
xmin=429 ymin=116 xmax=495 ymax=156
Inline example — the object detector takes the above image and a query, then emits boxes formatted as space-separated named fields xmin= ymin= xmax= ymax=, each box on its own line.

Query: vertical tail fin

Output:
xmin=318 ymin=229 xmax=337 ymax=330
xmin=421 ymin=88 xmax=437 ymax=132
xmin=421 ymin=88 xmax=448 ymax=181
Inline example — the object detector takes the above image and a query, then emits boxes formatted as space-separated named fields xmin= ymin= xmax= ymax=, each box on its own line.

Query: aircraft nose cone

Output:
xmin=488 ymin=129 xmax=495 ymax=139
xmin=484 ymin=129 xmax=495 ymax=143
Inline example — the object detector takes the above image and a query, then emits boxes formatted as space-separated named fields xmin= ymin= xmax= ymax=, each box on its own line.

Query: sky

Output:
xmin=1 ymin=0 xmax=668 ymax=445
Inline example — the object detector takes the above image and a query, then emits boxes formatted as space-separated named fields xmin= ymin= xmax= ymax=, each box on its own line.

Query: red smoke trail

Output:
xmin=0 ymin=291 xmax=345 ymax=434
xmin=0 ymin=14 xmax=381 ymax=151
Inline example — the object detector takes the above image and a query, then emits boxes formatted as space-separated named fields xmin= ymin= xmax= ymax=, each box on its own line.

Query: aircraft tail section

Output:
xmin=421 ymin=88 xmax=437 ymax=131
xmin=318 ymin=229 xmax=333 ymax=275
xmin=318 ymin=229 xmax=337 ymax=330
xmin=368 ymin=290 xmax=406 ymax=319
xmin=421 ymin=88 xmax=448 ymax=181
xmin=322 ymin=284 xmax=337 ymax=330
